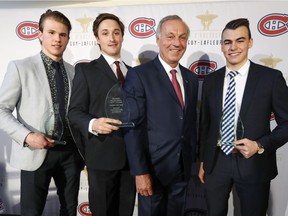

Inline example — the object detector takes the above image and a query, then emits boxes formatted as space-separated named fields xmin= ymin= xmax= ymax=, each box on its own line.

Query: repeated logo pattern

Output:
xmin=258 ymin=13 xmax=288 ymax=37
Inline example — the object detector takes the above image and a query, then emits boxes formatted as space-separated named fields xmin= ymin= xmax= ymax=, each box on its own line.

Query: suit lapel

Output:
xmin=180 ymin=65 xmax=190 ymax=111
xmin=97 ymin=55 xmax=119 ymax=83
xmin=214 ymin=68 xmax=226 ymax=123
xmin=239 ymin=62 xmax=259 ymax=119
xmin=33 ymin=54 xmax=53 ymax=104
xmin=153 ymin=58 xmax=183 ymax=108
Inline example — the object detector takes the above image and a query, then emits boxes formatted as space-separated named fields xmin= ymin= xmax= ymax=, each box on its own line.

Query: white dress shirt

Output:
xmin=222 ymin=60 xmax=250 ymax=133
xmin=88 ymin=53 xmax=128 ymax=135
xmin=158 ymin=55 xmax=185 ymax=103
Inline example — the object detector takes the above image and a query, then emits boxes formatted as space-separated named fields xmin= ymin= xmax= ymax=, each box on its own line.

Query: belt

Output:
xmin=217 ymin=146 xmax=238 ymax=154
xmin=231 ymin=148 xmax=238 ymax=154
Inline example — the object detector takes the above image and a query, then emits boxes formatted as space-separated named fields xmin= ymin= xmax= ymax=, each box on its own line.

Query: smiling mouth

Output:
xmin=170 ymin=49 xmax=181 ymax=53
xmin=229 ymin=52 xmax=240 ymax=56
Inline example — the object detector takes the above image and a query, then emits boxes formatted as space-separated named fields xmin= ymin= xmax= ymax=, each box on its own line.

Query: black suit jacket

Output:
xmin=68 ymin=55 xmax=129 ymax=170
xmin=123 ymin=56 xmax=199 ymax=185
xmin=199 ymin=61 xmax=288 ymax=183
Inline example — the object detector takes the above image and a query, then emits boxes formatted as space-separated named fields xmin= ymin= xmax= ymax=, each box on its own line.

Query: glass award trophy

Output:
xmin=105 ymin=83 xmax=135 ymax=127
xmin=217 ymin=115 xmax=244 ymax=147
xmin=42 ymin=104 xmax=66 ymax=145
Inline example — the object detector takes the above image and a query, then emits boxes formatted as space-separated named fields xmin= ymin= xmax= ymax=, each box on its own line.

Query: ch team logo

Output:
xmin=16 ymin=21 xmax=39 ymax=40
xmin=78 ymin=202 xmax=92 ymax=216
xmin=258 ymin=13 xmax=288 ymax=37
xmin=189 ymin=60 xmax=217 ymax=79
xmin=129 ymin=17 xmax=156 ymax=38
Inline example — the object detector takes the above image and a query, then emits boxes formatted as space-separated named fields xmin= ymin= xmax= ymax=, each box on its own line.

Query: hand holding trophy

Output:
xmin=105 ymin=83 xmax=135 ymax=128
xmin=218 ymin=115 xmax=244 ymax=147
xmin=42 ymin=104 xmax=66 ymax=145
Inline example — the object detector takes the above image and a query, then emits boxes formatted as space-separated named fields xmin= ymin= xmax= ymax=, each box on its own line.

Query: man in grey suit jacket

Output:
xmin=198 ymin=18 xmax=288 ymax=216
xmin=0 ymin=10 xmax=83 ymax=216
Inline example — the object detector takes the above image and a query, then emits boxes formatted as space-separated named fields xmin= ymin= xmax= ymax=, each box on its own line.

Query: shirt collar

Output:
xmin=158 ymin=55 xmax=180 ymax=73
xmin=101 ymin=52 xmax=122 ymax=66
xmin=40 ymin=51 xmax=63 ymax=67
xmin=225 ymin=60 xmax=250 ymax=77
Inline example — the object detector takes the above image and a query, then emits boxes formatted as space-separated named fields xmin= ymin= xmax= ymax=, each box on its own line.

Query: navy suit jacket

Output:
xmin=68 ymin=55 xmax=129 ymax=171
xmin=123 ymin=56 xmax=198 ymax=185
xmin=199 ymin=61 xmax=288 ymax=183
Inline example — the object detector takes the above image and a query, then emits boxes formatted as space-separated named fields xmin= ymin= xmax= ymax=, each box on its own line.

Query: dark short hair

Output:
xmin=39 ymin=9 xmax=72 ymax=35
xmin=156 ymin=15 xmax=190 ymax=38
xmin=222 ymin=18 xmax=251 ymax=39
xmin=92 ymin=13 xmax=125 ymax=37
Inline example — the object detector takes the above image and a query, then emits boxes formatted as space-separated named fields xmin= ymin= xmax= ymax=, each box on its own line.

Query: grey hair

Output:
xmin=156 ymin=15 xmax=190 ymax=38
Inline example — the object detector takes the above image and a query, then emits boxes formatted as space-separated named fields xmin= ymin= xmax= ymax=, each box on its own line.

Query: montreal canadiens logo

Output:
xmin=189 ymin=60 xmax=217 ymax=79
xmin=16 ymin=21 xmax=39 ymax=40
xmin=129 ymin=17 xmax=156 ymax=38
xmin=78 ymin=202 xmax=92 ymax=216
xmin=257 ymin=13 xmax=288 ymax=37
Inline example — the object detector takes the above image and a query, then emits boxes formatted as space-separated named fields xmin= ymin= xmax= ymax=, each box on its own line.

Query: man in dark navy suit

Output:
xmin=199 ymin=18 xmax=288 ymax=216
xmin=123 ymin=15 xmax=198 ymax=216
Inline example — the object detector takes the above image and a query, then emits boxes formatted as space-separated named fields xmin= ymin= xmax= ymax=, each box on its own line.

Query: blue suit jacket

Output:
xmin=199 ymin=61 xmax=288 ymax=182
xmin=123 ymin=56 xmax=198 ymax=185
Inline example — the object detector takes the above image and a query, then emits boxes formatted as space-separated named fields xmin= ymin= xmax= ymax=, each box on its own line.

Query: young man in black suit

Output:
xmin=198 ymin=18 xmax=288 ymax=216
xmin=68 ymin=13 xmax=135 ymax=216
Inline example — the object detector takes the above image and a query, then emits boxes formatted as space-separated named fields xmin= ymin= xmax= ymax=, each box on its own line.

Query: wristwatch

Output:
xmin=257 ymin=142 xmax=265 ymax=154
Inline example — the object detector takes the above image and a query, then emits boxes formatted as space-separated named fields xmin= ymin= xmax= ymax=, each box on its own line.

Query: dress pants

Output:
xmin=20 ymin=140 xmax=84 ymax=216
xmin=204 ymin=149 xmax=270 ymax=216
xmin=87 ymin=166 xmax=136 ymax=216
xmin=138 ymin=164 xmax=187 ymax=216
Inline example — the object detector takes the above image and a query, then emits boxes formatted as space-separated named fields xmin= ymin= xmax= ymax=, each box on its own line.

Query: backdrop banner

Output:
xmin=0 ymin=2 xmax=287 ymax=216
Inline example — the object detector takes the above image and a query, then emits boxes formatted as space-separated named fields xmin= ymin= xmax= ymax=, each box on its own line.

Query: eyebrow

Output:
xmin=100 ymin=28 xmax=121 ymax=32
xmin=223 ymin=36 xmax=246 ymax=43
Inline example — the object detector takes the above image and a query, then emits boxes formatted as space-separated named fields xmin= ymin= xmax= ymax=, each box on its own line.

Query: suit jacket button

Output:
xmin=179 ymin=116 xmax=183 ymax=120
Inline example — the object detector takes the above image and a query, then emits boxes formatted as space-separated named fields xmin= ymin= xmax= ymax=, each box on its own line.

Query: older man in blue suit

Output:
xmin=122 ymin=15 xmax=199 ymax=216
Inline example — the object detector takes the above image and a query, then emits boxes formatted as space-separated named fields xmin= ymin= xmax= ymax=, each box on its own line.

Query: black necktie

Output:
xmin=114 ymin=61 xmax=125 ymax=85
xmin=52 ymin=61 xmax=66 ymax=138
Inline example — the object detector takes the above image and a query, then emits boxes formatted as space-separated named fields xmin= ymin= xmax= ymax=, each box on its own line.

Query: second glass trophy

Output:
xmin=42 ymin=105 xmax=66 ymax=145
xmin=105 ymin=83 xmax=135 ymax=128
xmin=217 ymin=115 xmax=244 ymax=147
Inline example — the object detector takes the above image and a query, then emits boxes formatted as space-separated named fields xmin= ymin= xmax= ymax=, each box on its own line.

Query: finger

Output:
xmin=140 ymin=190 xmax=149 ymax=196
xmin=147 ymin=189 xmax=153 ymax=196
xmin=199 ymin=175 xmax=205 ymax=184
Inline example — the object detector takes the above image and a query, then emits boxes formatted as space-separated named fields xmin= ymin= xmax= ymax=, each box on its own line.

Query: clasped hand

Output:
xmin=234 ymin=138 xmax=259 ymax=158
xmin=25 ymin=132 xmax=55 ymax=149
xmin=92 ymin=117 xmax=121 ymax=134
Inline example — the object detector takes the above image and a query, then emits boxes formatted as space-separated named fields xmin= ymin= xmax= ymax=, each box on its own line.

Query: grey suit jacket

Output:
xmin=0 ymin=53 xmax=74 ymax=171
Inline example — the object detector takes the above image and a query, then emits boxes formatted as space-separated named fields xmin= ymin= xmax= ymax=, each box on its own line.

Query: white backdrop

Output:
xmin=0 ymin=2 xmax=287 ymax=215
